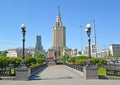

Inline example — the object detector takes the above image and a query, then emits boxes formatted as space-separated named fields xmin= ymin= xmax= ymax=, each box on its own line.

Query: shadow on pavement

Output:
xmin=98 ymin=75 xmax=108 ymax=80
xmin=30 ymin=76 xmax=74 ymax=80
xmin=29 ymin=66 xmax=47 ymax=80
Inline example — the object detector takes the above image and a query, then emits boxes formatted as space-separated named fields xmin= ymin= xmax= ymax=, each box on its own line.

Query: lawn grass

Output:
xmin=1 ymin=68 xmax=15 ymax=75
xmin=98 ymin=67 xmax=106 ymax=76
xmin=11 ymin=68 xmax=15 ymax=74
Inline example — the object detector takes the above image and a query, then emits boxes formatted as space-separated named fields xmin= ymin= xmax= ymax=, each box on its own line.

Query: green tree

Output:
xmin=24 ymin=56 xmax=35 ymax=67
xmin=68 ymin=57 xmax=75 ymax=64
xmin=74 ymin=56 xmax=89 ymax=60
xmin=65 ymin=56 xmax=106 ymax=66
xmin=0 ymin=57 xmax=22 ymax=75
xmin=67 ymin=56 xmax=89 ymax=65
xmin=0 ymin=57 xmax=11 ymax=74
xmin=10 ymin=57 xmax=22 ymax=73
xmin=0 ymin=57 xmax=8 ymax=69
xmin=75 ymin=59 xmax=88 ymax=66
xmin=35 ymin=53 xmax=45 ymax=64
xmin=60 ymin=54 xmax=69 ymax=62
xmin=91 ymin=58 xmax=106 ymax=66
xmin=0 ymin=51 xmax=8 ymax=57
xmin=108 ymin=53 xmax=112 ymax=57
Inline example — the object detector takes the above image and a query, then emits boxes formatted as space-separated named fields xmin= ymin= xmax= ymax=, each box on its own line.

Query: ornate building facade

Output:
xmin=47 ymin=6 xmax=71 ymax=61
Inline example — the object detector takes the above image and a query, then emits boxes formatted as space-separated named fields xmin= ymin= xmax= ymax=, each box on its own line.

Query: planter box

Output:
xmin=83 ymin=65 xmax=98 ymax=79
xmin=16 ymin=67 xmax=30 ymax=81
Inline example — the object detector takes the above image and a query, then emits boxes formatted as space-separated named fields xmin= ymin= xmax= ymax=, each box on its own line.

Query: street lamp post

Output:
xmin=84 ymin=24 xmax=98 ymax=79
xmin=21 ymin=24 xmax=26 ymax=65
xmin=15 ymin=24 xmax=29 ymax=80
xmin=85 ymin=24 xmax=92 ymax=60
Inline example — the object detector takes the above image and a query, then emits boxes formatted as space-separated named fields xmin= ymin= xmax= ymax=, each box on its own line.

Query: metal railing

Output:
xmin=105 ymin=63 xmax=120 ymax=79
xmin=64 ymin=63 xmax=83 ymax=72
xmin=30 ymin=64 xmax=47 ymax=77
xmin=106 ymin=68 xmax=120 ymax=79
xmin=0 ymin=68 xmax=15 ymax=77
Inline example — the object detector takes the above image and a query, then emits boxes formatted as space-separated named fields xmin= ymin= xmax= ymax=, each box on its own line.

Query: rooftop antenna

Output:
xmin=80 ymin=26 xmax=83 ymax=52
xmin=91 ymin=19 xmax=97 ymax=57
xmin=58 ymin=5 xmax=60 ymax=15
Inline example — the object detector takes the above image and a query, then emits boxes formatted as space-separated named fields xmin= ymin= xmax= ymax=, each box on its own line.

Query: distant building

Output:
xmin=63 ymin=48 xmax=72 ymax=57
xmin=97 ymin=49 xmax=110 ymax=58
xmin=6 ymin=49 xmax=17 ymax=58
xmin=84 ymin=46 xmax=89 ymax=56
xmin=35 ymin=35 xmax=45 ymax=54
xmin=48 ymin=48 xmax=56 ymax=58
xmin=35 ymin=35 xmax=43 ymax=51
xmin=83 ymin=44 xmax=98 ymax=57
xmin=109 ymin=44 xmax=120 ymax=56
xmin=6 ymin=48 xmax=35 ymax=58
xmin=70 ymin=48 xmax=81 ymax=57
xmin=7 ymin=35 xmax=45 ymax=58
xmin=25 ymin=48 xmax=36 ymax=57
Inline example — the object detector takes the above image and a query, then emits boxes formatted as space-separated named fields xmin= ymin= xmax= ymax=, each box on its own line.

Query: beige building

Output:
xmin=7 ymin=49 xmax=18 ymax=58
xmin=52 ymin=10 xmax=66 ymax=48
xmin=47 ymin=6 xmax=71 ymax=60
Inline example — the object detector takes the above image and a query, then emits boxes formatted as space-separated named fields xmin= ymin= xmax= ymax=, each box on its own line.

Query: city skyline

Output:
xmin=0 ymin=0 xmax=120 ymax=51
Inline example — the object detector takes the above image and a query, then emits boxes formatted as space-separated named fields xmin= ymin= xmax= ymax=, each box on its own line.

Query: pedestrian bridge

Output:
xmin=1 ymin=65 xmax=120 ymax=85
xmin=30 ymin=65 xmax=83 ymax=80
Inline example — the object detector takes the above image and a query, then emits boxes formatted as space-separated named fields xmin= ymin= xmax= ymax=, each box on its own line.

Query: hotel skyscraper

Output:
xmin=52 ymin=6 xmax=66 ymax=49
xmin=48 ymin=6 xmax=71 ymax=60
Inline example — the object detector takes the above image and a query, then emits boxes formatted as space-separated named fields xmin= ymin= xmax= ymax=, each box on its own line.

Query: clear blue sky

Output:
xmin=0 ymin=0 xmax=120 ymax=51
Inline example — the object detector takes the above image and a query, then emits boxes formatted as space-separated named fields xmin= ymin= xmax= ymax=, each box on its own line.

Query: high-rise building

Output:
xmin=35 ymin=35 xmax=43 ymax=51
xmin=48 ymin=6 xmax=71 ymax=60
xmin=52 ymin=6 xmax=66 ymax=48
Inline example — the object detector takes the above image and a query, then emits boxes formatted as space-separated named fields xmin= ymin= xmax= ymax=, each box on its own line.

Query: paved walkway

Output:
xmin=30 ymin=65 xmax=83 ymax=80
xmin=0 ymin=65 xmax=120 ymax=85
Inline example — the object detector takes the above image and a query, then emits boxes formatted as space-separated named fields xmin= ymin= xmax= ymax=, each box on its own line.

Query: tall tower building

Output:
xmin=35 ymin=35 xmax=43 ymax=51
xmin=52 ymin=6 xmax=66 ymax=48
xmin=47 ymin=6 xmax=72 ymax=60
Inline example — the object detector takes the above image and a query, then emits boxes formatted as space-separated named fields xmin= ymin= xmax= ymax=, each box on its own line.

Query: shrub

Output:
xmin=24 ymin=56 xmax=35 ymax=67
xmin=68 ymin=57 xmax=75 ymax=64
xmin=98 ymin=67 xmax=106 ymax=76
xmin=60 ymin=54 xmax=69 ymax=62
xmin=35 ymin=53 xmax=45 ymax=65
xmin=75 ymin=59 xmax=87 ymax=66
xmin=91 ymin=58 xmax=106 ymax=66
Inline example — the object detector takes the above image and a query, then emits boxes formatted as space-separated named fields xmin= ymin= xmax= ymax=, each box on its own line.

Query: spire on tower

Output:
xmin=56 ymin=5 xmax=61 ymax=23
xmin=58 ymin=5 xmax=60 ymax=15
